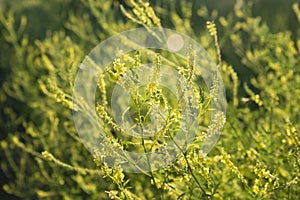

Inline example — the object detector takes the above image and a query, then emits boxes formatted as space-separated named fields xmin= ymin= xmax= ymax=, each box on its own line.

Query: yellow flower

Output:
xmin=206 ymin=21 xmax=217 ymax=36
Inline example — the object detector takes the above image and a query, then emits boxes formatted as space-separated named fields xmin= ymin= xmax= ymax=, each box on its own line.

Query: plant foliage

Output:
xmin=0 ymin=0 xmax=299 ymax=199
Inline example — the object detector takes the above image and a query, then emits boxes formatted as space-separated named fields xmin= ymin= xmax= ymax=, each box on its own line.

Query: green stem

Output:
xmin=134 ymin=91 xmax=162 ymax=199
xmin=167 ymin=132 xmax=208 ymax=196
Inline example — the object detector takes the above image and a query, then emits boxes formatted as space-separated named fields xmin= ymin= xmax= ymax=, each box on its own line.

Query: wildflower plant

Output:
xmin=0 ymin=0 xmax=299 ymax=199
xmin=73 ymin=27 xmax=227 ymax=174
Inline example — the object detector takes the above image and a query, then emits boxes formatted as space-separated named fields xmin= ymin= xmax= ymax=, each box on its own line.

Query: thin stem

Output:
xmin=167 ymin=132 xmax=208 ymax=196
xmin=134 ymin=89 xmax=162 ymax=199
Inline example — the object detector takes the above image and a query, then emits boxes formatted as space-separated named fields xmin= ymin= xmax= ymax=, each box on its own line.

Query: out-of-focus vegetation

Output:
xmin=0 ymin=0 xmax=299 ymax=199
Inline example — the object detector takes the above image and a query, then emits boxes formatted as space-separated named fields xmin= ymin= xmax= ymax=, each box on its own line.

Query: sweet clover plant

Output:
xmin=0 ymin=0 xmax=299 ymax=199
